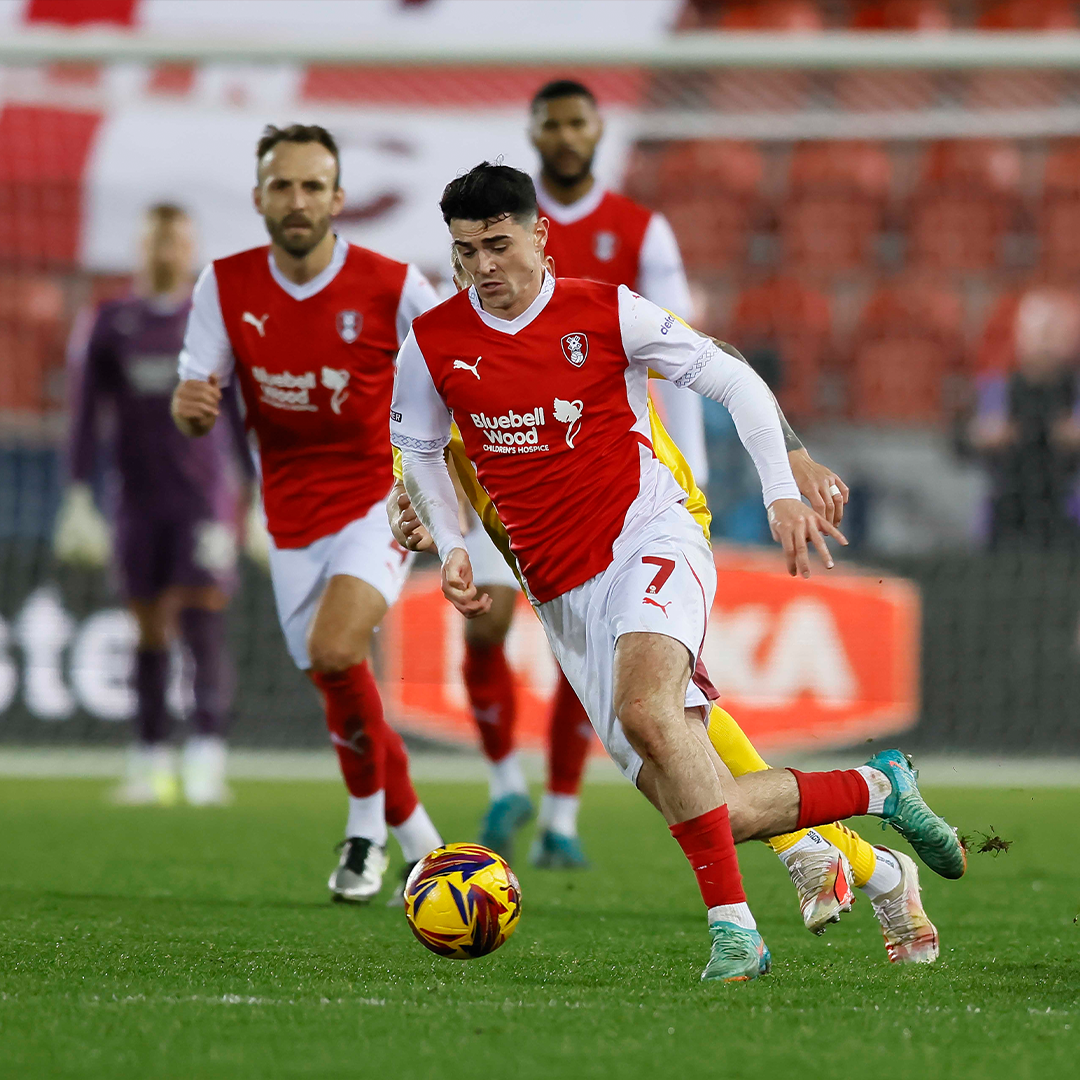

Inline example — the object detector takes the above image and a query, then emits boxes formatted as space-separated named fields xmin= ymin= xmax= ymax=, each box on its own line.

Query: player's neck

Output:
xmin=539 ymin=169 xmax=596 ymax=208
xmin=270 ymin=231 xmax=337 ymax=286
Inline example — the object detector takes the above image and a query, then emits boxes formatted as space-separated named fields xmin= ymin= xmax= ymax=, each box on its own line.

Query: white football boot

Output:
xmin=112 ymin=744 xmax=178 ymax=806
xmin=870 ymin=847 xmax=940 ymax=964
xmin=328 ymin=838 xmax=389 ymax=903
xmin=181 ymin=736 xmax=232 ymax=806
xmin=785 ymin=839 xmax=856 ymax=934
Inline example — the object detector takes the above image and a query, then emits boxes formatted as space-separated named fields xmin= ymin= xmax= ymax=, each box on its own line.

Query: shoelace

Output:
xmin=710 ymin=927 xmax=758 ymax=964
xmin=874 ymin=890 xmax=924 ymax=945
xmin=787 ymin=852 xmax=836 ymax=898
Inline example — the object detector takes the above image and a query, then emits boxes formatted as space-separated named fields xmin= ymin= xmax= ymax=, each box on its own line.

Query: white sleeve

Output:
xmin=618 ymin=286 xmax=798 ymax=507
xmin=390 ymin=328 xmax=464 ymax=561
xmin=395 ymin=264 xmax=441 ymax=347
xmin=177 ymin=264 xmax=235 ymax=384
xmin=635 ymin=213 xmax=691 ymax=320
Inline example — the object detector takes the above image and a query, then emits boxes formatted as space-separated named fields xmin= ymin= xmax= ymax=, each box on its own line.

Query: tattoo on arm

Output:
xmin=712 ymin=338 xmax=805 ymax=453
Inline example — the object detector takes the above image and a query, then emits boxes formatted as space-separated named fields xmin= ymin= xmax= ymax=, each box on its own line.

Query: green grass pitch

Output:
xmin=1 ymin=778 xmax=1077 ymax=1079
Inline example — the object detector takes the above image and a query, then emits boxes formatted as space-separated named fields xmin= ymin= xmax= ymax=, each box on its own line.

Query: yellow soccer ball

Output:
xmin=403 ymin=843 xmax=522 ymax=959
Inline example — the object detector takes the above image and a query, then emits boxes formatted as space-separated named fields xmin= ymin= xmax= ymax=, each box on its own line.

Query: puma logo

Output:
xmin=242 ymin=312 xmax=269 ymax=337
xmin=453 ymin=356 xmax=481 ymax=380
xmin=642 ymin=597 xmax=672 ymax=617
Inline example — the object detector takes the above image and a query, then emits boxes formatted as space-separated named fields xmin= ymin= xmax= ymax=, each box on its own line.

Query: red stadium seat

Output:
xmin=974 ymin=290 xmax=1023 ymax=376
xmin=716 ymin=0 xmax=824 ymax=30
xmin=849 ymin=0 xmax=951 ymax=29
xmin=1038 ymin=198 xmax=1080 ymax=278
xmin=788 ymin=142 xmax=893 ymax=200
xmin=847 ymin=279 xmax=966 ymax=422
xmin=654 ymin=140 xmax=765 ymax=202
xmin=727 ymin=278 xmax=833 ymax=419
xmin=662 ymin=196 xmax=759 ymax=274
xmin=906 ymin=141 xmax=1023 ymax=273
xmin=1042 ymin=140 xmax=1080 ymax=195
xmin=0 ymin=273 xmax=66 ymax=413
xmin=977 ymin=0 xmax=1079 ymax=30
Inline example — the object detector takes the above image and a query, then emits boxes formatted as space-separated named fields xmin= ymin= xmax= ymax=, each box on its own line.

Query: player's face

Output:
xmin=449 ymin=214 xmax=549 ymax=315
xmin=141 ymin=216 xmax=195 ymax=289
xmin=530 ymin=95 xmax=603 ymax=186
xmin=254 ymin=141 xmax=345 ymax=258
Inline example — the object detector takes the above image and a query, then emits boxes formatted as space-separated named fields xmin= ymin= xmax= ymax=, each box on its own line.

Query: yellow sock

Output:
xmin=705 ymin=705 xmax=880 ymax=878
xmin=705 ymin=705 xmax=808 ymax=855
xmin=815 ymin=822 xmax=878 ymax=888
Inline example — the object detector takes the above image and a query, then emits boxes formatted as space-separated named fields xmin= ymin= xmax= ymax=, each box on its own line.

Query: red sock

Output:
xmin=384 ymin=726 xmax=419 ymax=828
xmin=309 ymin=662 xmax=389 ymax=798
xmin=788 ymin=769 xmax=870 ymax=831
xmin=547 ymin=669 xmax=592 ymax=796
xmin=669 ymin=805 xmax=746 ymax=908
xmin=462 ymin=640 xmax=517 ymax=763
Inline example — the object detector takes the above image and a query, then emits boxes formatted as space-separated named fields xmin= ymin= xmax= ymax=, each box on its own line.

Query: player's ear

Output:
xmin=331 ymin=185 xmax=346 ymax=215
xmin=252 ymin=186 xmax=262 ymax=213
xmin=534 ymin=215 xmax=549 ymax=251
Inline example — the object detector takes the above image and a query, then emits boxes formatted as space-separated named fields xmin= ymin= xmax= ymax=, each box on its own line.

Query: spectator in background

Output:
xmin=969 ymin=287 xmax=1080 ymax=549
xmin=53 ymin=205 xmax=262 ymax=806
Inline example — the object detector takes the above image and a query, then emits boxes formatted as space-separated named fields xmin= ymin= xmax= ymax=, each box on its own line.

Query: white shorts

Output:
xmin=463 ymin=505 xmax=520 ymax=590
xmin=268 ymin=499 xmax=413 ymax=669
xmin=536 ymin=501 xmax=717 ymax=785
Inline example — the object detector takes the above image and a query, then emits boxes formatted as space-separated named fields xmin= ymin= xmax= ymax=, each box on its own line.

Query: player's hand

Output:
xmin=767 ymin=498 xmax=848 ymax=579
xmin=172 ymin=375 xmax=221 ymax=436
xmin=788 ymin=449 xmax=849 ymax=526
xmin=387 ymin=483 xmax=435 ymax=552
xmin=53 ymin=483 xmax=111 ymax=567
xmin=442 ymin=547 xmax=492 ymax=618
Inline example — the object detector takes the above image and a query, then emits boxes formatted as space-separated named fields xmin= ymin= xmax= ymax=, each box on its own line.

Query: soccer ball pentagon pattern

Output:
xmin=404 ymin=843 xmax=522 ymax=959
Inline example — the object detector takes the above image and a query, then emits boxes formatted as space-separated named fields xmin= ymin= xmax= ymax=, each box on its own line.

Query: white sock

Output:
xmin=856 ymin=766 xmax=893 ymax=815
xmin=488 ymin=752 xmax=528 ymax=801
xmin=539 ymin=792 xmax=580 ymax=837
xmin=345 ymin=792 xmax=388 ymax=847
xmin=860 ymin=847 xmax=903 ymax=900
xmin=707 ymin=902 xmax=757 ymax=931
xmin=775 ymin=828 xmax=829 ymax=865
xmin=390 ymin=804 xmax=443 ymax=863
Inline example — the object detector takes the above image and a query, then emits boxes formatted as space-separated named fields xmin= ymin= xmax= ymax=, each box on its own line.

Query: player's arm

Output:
xmin=172 ymin=264 xmax=234 ymax=437
xmin=710 ymin=338 xmax=849 ymax=526
xmin=619 ymin=286 xmax=846 ymax=578
xmin=390 ymin=331 xmax=490 ymax=617
xmin=54 ymin=305 xmax=112 ymax=566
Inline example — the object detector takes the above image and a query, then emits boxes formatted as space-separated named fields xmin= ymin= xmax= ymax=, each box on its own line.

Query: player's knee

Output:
xmin=307 ymin=637 xmax=365 ymax=674
xmin=617 ymin=701 xmax=672 ymax=764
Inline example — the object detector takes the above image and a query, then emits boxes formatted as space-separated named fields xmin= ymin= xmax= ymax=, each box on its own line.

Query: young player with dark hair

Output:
xmin=171 ymin=124 xmax=442 ymax=902
xmin=56 ymin=203 xmax=254 ymax=806
xmin=391 ymin=162 xmax=965 ymax=981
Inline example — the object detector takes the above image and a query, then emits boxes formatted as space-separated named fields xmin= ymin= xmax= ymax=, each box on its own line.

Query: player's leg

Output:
xmin=383 ymin=726 xmax=443 ymax=905
xmin=530 ymin=670 xmax=592 ymax=869
xmin=175 ymin=584 xmax=232 ymax=806
xmin=706 ymin=708 xmax=938 ymax=959
xmin=460 ymin=515 xmax=532 ymax=860
xmin=115 ymin=513 xmax=178 ymax=805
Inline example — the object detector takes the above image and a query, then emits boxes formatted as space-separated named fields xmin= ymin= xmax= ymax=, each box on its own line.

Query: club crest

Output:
xmin=561 ymin=332 xmax=588 ymax=368
xmin=336 ymin=310 xmax=362 ymax=344
xmin=593 ymin=230 xmax=617 ymax=262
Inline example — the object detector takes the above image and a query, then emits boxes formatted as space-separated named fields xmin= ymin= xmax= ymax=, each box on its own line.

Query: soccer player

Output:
xmin=170 ymin=124 xmax=442 ymax=902
xmin=55 ymin=203 xmax=251 ymax=807
xmin=391 ymin=163 xmax=965 ymax=981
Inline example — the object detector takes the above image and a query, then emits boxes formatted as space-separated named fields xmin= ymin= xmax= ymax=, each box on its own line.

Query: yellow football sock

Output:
xmin=705 ymin=705 xmax=879 ymax=881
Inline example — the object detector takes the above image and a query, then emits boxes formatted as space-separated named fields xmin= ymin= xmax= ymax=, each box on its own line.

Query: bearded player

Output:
xmin=390 ymin=263 xmax=941 ymax=965
xmin=171 ymin=124 xmax=443 ymax=902
xmin=56 ymin=203 xmax=254 ymax=807
xmin=391 ymin=163 xmax=965 ymax=982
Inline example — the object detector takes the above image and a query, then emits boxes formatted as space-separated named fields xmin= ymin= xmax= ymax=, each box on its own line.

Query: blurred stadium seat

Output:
xmin=974 ymin=288 xmax=1023 ymax=375
xmin=714 ymin=1 xmax=824 ymax=30
xmin=848 ymin=277 xmax=966 ymax=422
xmin=848 ymin=1 xmax=952 ymax=30
xmin=1037 ymin=140 xmax=1080 ymax=279
xmin=976 ymin=0 xmax=1079 ymax=30
xmin=906 ymin=140 xmax=1024 ymax=274
xmin=726 ymin=277 xmax=833 ymax=419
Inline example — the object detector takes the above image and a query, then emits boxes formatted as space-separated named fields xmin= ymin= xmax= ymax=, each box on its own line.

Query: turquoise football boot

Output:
xmin=701 ymin=922 xmax=772 ymax=983
xmin=867 ymin=750 xmax=967 ymax=880
xmin=478 ymin=792 xmax=534 ymax=864
xmin=528 ymin=829 xmax=590 ymax=869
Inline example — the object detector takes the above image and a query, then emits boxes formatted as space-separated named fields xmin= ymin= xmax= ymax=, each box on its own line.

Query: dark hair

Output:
xmin=256 ymin=123 xmax=341 ymax=188
xmin=145 ymin=203 xmax=188 ymax=224
xmin=440 ymin=162 xmax=537 ymax=226
xmin=530 ymin=79 xmax=597 ymax=111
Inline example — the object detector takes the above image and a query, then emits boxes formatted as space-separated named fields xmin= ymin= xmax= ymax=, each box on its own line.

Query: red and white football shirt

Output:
xmin=179 ymin=236 xmax=438 ymax=548
xmin=536 ymin=180 xmax=707 ymax=481
xmin=390 ymin=274 xmax=798 ymax=604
